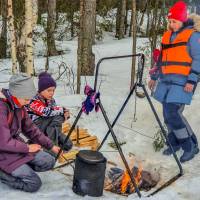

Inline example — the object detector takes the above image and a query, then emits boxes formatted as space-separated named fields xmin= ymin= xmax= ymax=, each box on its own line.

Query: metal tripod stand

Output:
xmin=55 ymin=53 xmax=183 ymax=198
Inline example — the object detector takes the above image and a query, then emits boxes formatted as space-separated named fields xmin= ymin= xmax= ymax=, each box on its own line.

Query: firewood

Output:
xmin=62 ymin=122 xmax=71 ymax=133
xmin=70 ymin=133 xmax=90 ymax=140
xmin=62 ymin=122 xmax=99 ymax=151
xmin=104 ymin=166 xmax=160 ymax=195
xmin=77 ymin=135 xmax=97 ymax=143
xmin=58 ymin=150 xmax=79 ymax=163
xmin=140 ymin=171 xmax=159 ymax=191
xmin=62 ymin=122 xmax=88 ymax=134
xmin=75 ymin=140 xmax=98 ymax=148
xmin=91 ymin=141 xmax=100 ymax=151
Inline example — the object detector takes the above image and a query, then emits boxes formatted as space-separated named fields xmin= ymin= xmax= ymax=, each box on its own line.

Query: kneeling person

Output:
xmin=27 ymin=72 xmax=73 ymax=152
xmin=0 ymin=73 xmax=60 ymax=192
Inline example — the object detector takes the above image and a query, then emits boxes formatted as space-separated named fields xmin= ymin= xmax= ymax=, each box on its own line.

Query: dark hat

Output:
xmin=38 ymin=72 xmax=56 ymax=93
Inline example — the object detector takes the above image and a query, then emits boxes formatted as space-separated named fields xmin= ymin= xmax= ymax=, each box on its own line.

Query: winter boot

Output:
xmin=191 ymin=134 xmax=199 ymax=154
xmin=163 ymin=132 xmax=180 ymax=156
xmin=180 ymin=138 xmax=195 ymax=163
xmin=0 ymin=170 xmax=17 ymax=182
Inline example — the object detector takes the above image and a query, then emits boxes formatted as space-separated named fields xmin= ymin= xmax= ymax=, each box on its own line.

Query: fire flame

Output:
xmin=120 ymin=164 xmax=143 ymax=194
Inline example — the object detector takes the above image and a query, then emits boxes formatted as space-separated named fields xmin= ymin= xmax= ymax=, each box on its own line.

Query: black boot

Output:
xmin=0 ymin=170 xmax=16 ymax=182
xmin=180 ymin=138 xmax=195 ymax=163
xmin=191 ymin=134 xmax=199 ymax=154
xmin=163 ymin=132 xmax=180 ymax=155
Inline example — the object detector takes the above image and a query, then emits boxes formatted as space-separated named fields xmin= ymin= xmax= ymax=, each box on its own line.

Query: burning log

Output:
xmin=104 ymin=166 xmax=160 ymax=195
xmin=141 ymin=170 xmax=159 ymax=191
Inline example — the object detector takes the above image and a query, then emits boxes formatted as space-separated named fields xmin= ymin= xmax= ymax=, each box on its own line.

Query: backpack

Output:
xmin=0 ymin=98 xmax=24 ymax=127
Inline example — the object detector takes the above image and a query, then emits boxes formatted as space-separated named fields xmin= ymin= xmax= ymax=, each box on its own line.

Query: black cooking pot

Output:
xmin=72 ymin=150 xmax=107 ymax=197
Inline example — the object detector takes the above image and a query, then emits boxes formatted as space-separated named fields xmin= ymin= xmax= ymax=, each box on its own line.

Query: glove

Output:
xmin=82 ymin=85 xmax=100 ymax=114
xmin=82 ymin=95 xmax=94 ymax=114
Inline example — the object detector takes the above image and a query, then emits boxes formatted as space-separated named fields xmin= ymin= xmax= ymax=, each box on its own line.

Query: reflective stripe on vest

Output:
xmin=161 ymin=29 xmax=194 ymax=76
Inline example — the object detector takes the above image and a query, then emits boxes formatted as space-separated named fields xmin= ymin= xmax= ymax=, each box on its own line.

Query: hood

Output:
xmin=188 ymin=14 xmax=200 ymax=32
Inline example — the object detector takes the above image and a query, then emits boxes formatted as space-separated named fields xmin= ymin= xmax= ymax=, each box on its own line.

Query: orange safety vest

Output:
xmin=161 ymin=29 xmax=194 ymax=76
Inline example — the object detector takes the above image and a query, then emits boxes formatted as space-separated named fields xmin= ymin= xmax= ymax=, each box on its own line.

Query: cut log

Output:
xmin=76 ymin=135 xmax=97 ymax=143
xmin=62 ymin=122 xmax=71 ymax=133
xmin=70 ymin=133 xmax=90 ymax=140
xmin=75 ymin=140 xmax=97 ymax=148
xmin=58 ymin=150 xmax=79 ymax=163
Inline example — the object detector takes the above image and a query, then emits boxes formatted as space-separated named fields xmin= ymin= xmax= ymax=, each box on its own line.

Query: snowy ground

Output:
xmin=0 ymin=36 xmax=200 ymax=200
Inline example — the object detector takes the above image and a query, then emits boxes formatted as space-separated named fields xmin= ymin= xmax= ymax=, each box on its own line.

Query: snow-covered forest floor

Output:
xmin=0 ymin=33 xmax=200 ymax=200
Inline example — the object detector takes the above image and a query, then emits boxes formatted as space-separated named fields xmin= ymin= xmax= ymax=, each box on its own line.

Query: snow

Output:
xmin=0 ymin=35 xmax=200 ymax=200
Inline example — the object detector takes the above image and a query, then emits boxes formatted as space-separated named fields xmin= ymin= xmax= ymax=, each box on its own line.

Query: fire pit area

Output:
xmin=104 ymin=162 xmax=160 ymax=196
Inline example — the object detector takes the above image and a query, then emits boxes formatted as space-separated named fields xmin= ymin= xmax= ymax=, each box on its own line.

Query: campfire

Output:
xmin=104 ymin=162 xmax=160 ymax=196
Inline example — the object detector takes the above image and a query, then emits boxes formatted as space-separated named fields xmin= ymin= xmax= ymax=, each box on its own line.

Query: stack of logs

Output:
xmin=58 ymin=122 xmax=99 ymax=163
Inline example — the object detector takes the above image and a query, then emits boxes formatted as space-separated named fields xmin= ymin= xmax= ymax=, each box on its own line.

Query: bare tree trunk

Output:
xmin=25 ymin=0 xmax=34 ymax=75
xmin=149 ymin=0 xmax=160 ymax=66
xmin=116 ymin=0 xmax=126 ymax=39
xmin=32 ymin=0 xmax=38 ymax=28
xmin=129 ymin=2 xmax=133 ymax=37
xmin=131 ymin=0 xmax=137 ymax=87
xmin=37 ymin=0 xmax=44 ymax=24
xmin=115 ymin=1 xmax=120 ymax=38
xmin=0 ymin=0 xmax=7 ymax=58
xmin=162 ymin=0 xmax=167 ymax=29
xmin=77 ymin=0 xmax=96 ymax=94
xmin=69 ymin=0 xmax=75 ymax=38
xmin=7 ymin=0 xmax=18 ymax=73
xmin=47 ymin=0 xmax=58 ymax=56
xmin=76 ymin=0 xmax=83 ymax=94
xmin=70 ymin=11 xmax=74 ymax=38
xmin=124 ymin=0 xmax=129 ymax=35
xmin=146 ymin=1 xmax=151 ymax=37
xmin=139 ymin=0 xmax=148 ymax=27
xmin=13 ymin=0 xmax=26 ymax=73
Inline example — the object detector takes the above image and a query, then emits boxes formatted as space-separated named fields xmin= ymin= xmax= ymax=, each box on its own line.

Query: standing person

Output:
xmin=0 ymin=73 xmax=60 ymax=192
xmin=27 ymin=72 xmax=73 ymax=152
xmin=148 ymin=1 xmax=200 ymax=163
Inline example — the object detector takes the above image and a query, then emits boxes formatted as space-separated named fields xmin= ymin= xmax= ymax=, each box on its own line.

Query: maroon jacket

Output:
xmin=0 ymin=89 xmax=53 ymax=174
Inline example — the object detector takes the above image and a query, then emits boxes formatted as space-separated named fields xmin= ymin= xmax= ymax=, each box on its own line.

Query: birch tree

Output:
xmin=25 ymin=0 xmax=34 ymax=75
xmin=7 ymin=0 xmax=18 ymax=73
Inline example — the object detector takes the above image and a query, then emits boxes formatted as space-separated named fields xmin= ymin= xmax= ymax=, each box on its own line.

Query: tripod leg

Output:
xmin=98 ymin=100 xmax=142 ymax=198
xmin=97 ymin=83 xmax=137 ymax=151
xmin=141 ymin=85 xmax=183 ymax=175
xmin=55 ymin=109 xmax=83 ymax=162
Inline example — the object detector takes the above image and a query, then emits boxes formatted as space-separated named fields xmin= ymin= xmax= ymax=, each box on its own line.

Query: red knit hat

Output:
xmin=168 ymin=1 xmax=188 ymax=22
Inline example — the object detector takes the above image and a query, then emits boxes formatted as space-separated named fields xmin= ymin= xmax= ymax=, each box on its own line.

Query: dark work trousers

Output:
xmin=163 ymin=102 xmax=198 ymax=152
xmin=34 ymin=115 xmax=73 ymax=152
